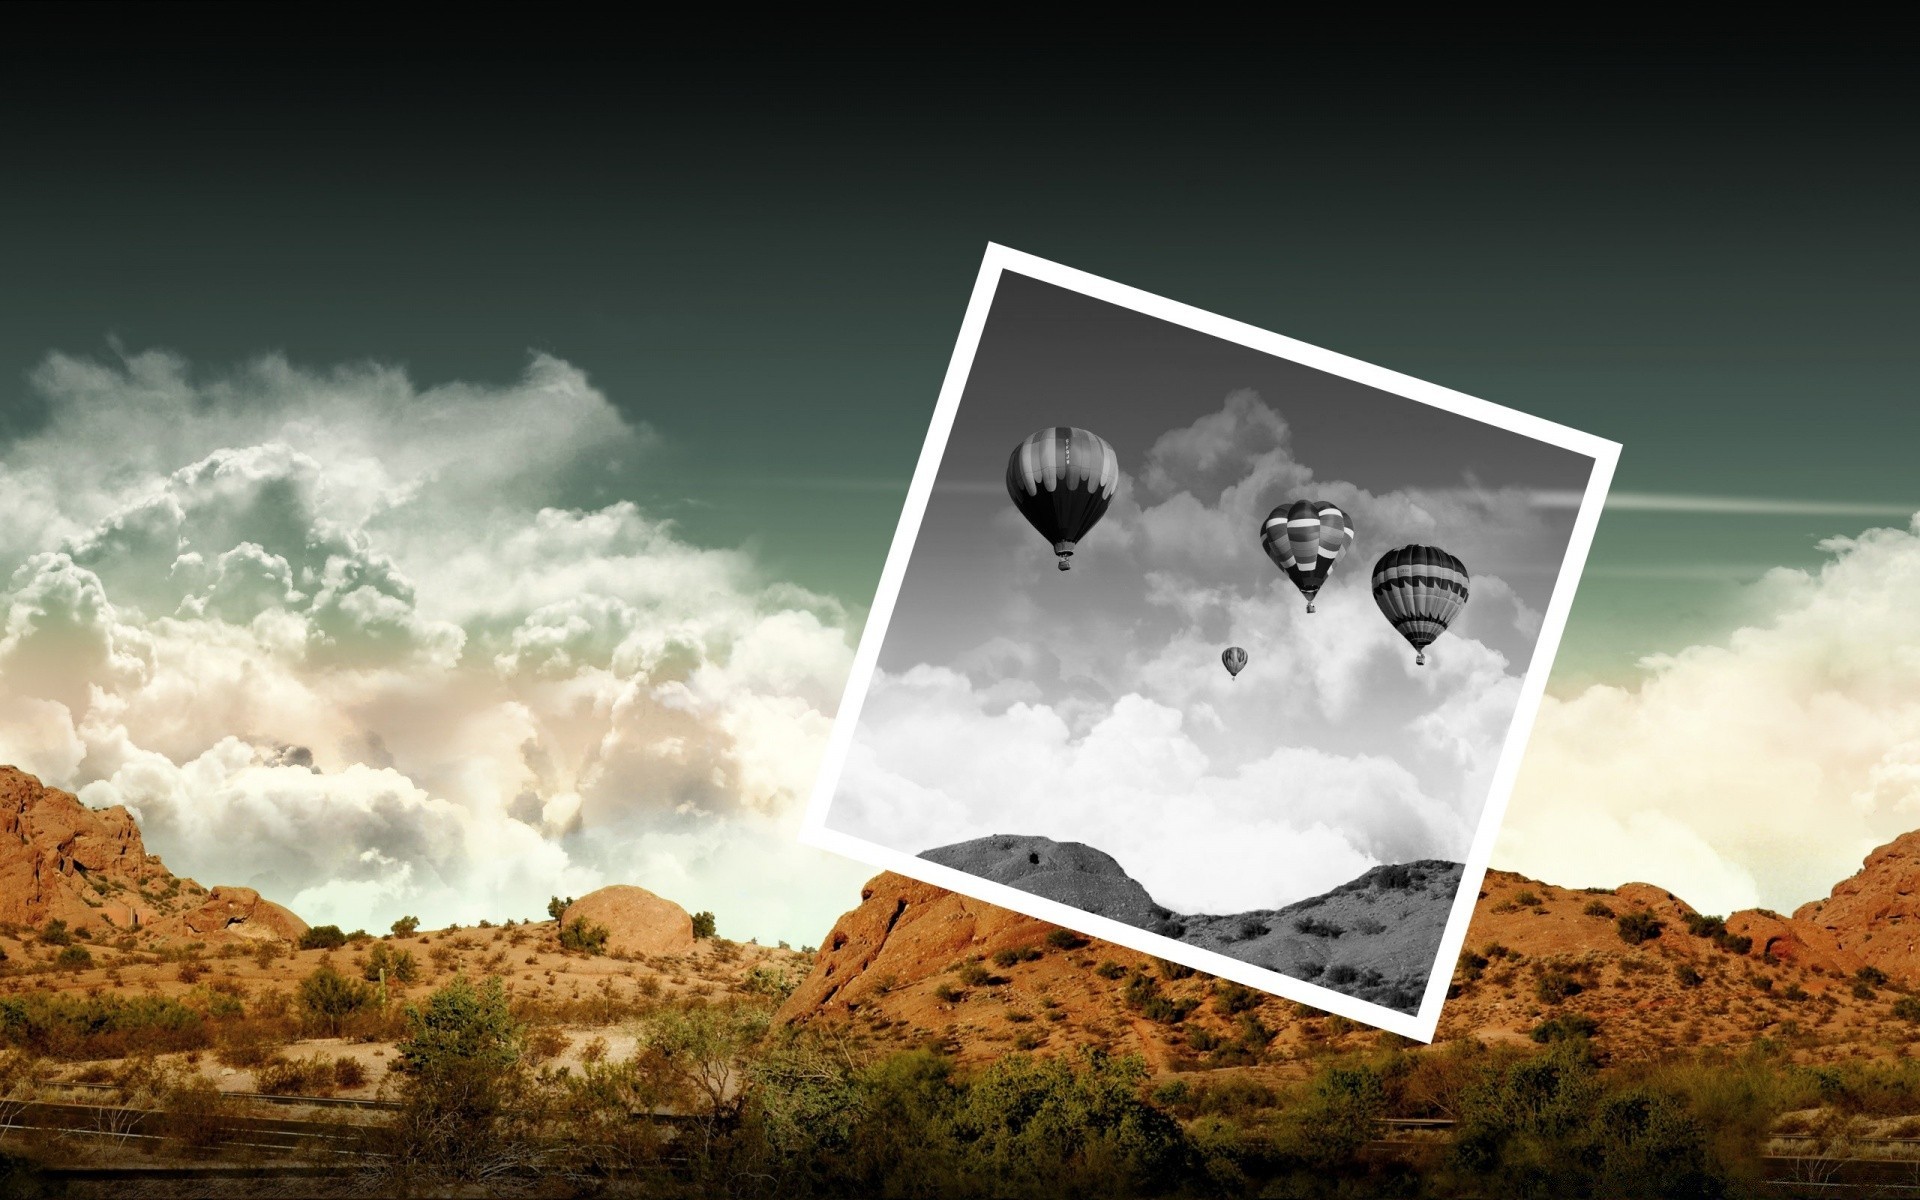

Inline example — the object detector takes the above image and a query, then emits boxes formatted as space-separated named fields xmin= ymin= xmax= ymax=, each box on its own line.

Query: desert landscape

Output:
xmin=3 ymin=760 xmax=1920 ymax=1194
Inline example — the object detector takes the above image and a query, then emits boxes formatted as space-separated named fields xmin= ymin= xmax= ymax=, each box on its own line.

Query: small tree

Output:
xmin=39 ymin=919 xmax=72 ymax=947
xmin=691 ymin=911 xmax=717 ymax=940
xmin=299 ymin=963 xmax=374 ymax=1035
xmin=547 ymin=896 xmax=574 ymax=921
xmin=390 ymin=915 xmax=420 ymax=938
xmin=385 ymin=974 xmax=530 ymax=1180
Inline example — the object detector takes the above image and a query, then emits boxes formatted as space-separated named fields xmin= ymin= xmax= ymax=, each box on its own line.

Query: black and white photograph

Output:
xmin=804 ymin=246 xmax=1618 ymax=1038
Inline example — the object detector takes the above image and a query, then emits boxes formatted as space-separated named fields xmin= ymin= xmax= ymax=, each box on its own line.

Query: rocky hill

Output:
xmin=921 ymin=834 xmax=1457 ymax=1012
xmin=0 ymin=765 xmax=306 ymax=944
xmin=782 ymin=834 xmax=1920 ymax=1072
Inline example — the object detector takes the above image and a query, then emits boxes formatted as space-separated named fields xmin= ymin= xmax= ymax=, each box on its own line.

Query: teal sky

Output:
xmin=3 ymin=37 xmax=1911 ymax=699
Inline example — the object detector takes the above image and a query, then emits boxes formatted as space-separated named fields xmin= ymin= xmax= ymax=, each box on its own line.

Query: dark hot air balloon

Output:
xmin=1221 ymin=646 xmax=1248 ymax=679
xmin=1260 ymin=499 xmax=1354 ymax=612
xmin=1006 ymin=427 xmax=1120 ymax=571
xmin=1371 ymin=545 xmax=1469 ymax=665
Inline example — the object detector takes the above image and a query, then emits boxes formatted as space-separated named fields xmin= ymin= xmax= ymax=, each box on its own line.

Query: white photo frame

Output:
xmin=800 ymin=243 xmax=1619 ymax=1041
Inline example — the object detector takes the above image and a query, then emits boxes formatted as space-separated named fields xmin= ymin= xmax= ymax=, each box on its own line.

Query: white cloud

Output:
xmin=0 ymin=349 xmax=868 ymax=942
xmin=1497 ymin=518 xmax=1920 ymax=915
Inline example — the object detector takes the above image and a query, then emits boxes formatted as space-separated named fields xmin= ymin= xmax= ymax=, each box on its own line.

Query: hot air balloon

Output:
xmin=1005 ymin=426 xmax=1120 ymax=571
xmin=1221 ymin=646 xmax=1248 ymax=679
xmin=1371 ymin=545 xmax=1469 ymax=665
xmin=1260 ymin=500 xmax=1354 ymax=612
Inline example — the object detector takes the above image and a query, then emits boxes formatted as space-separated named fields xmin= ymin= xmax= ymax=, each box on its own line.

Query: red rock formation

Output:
xmin=561 ymin=885 xmax=695 ymax=958
xmin=0 ymin=765 xmax=306 ymax=943
xmin=1791 ymin=830 xmax=1920 ymax=984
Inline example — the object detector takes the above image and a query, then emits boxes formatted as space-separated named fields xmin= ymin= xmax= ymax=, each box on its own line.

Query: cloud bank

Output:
xmin=835 ymin=390 xmax=1580 ymax=913
xmin=0 ymin=348 xmax=869 ymax=943
xmin=1499 ymin=518 xmax=1920 ymax=916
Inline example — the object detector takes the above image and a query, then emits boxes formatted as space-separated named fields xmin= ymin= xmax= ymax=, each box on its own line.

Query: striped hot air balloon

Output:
xmin=1005 ymin=427 xmax=1120 ymax=571
xmin=1260 ymin=500 xmax=1354 ymax=612
xmin=1371 ymin=545 xmax=1470 ymax=665
xmin=1221 ymin=646 xmax=1248 ymax=679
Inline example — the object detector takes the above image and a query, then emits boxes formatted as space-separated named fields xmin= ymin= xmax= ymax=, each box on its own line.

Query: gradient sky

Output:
xmin=1 ymin=31 xmax=1916 ymax=937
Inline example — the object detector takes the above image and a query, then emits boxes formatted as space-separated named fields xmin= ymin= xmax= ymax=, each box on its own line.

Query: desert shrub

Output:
xmin=363 ymin=942 xmax=419 ymax=984
xmin=1325 ymin=964 xmax=1360 ymax=986
xmin=1674 ymin=964 xmax=1705 ymax=989
xmin=1532 ymin=1013 xmax=1602 ymax=1043
xmin=298 ymin=963 xmax=374 ymax=1035
xmin=1584 ymin=900 xmax=1616 ymax=919
xmin=334 ymin=1056 xmax=368 ymax=1089
xmin=933 ymin=983 xmax=965 ymax=1004
xmin=1536 ymin=969 xmax=1585 ymax=1004
xmin=299 ymin=925 xmax=348 ymax=951
xmin=1894 ymin=996 xmax=1920 ymax=1023
xmin=1457 ymin=951 xmax=1490 ymax=984
xmin=1853 ymin=980 xmax=1877 ymax=1000
xmin=559 ymin=918 xmax=610 ymax=956
xmin=958 ymin=963 xmax=999 ymax=987
xmin=1858 ymin=966 xmax=1890 ymax=987
xmin=38 ymin=920 xmax=71 ymax=947
xmin=55 ymin=945 xmax=92 ymax=971
xmin=255 ymin=1053 xmax=337 ymax=1096
xmin=525 ymin=1026 xmax=569 ymax=1062
xmin=1293 ymin=917 xmax=1344 ymax=939
xmin=993 ymin=946 xmax=1043 ymax=969
xmin=1154 ymin=958 xmax=1195 ymax=981
xmin=390 ymin=915 xmax=421 ymax=937
xmin=379 ymin=975 xmax=531 ymax=1180
xmin=1514 ymin=891 xmax=1541 ymax=907
xmin=1094 ymin=961 xmax=1127 ymax=980
xmin=1616 ymin=912 xmax=1665 ymax=946
xmin=691 ymin=911 xmax=717 ymax=940
xmin=741 ymin=966 xmax=797 ymax=1002
xmin=1212 ymin=982 xmax=1261 ymax=1016
xmin=1045 ymin=929 xmax=1086 ymax=950
xmin=161 ymin=1074 xmax=232 ymax=1149
xmin=0 ymin=993 xmax=208 ymax=1058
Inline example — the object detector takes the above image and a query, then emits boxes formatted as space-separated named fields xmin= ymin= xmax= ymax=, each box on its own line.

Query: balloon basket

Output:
xmin=1415 ymin=652 xmax=1426 ymax=666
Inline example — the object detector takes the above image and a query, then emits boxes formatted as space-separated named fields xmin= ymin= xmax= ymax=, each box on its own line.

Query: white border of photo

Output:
xmin=800 ymin=243 xmax=1619 ymax=1042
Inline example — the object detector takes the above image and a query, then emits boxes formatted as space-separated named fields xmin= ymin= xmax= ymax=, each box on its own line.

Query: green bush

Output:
xmin=558 ymin=918 xmax=610 ymax=956
xmin=1893 ymin=996 xmax=1920 ymax=1023
xmin=363 ymin=942 xmax=419 ymax=984
xmin=691 ymin=911 xmax=717 ymax=940
xmin=390 ymin=915 xmax=420 ymax=937
xmin=1616 ymin=912 xmax=1664 ymax=946
xmin=38 ymin=919 xmax=72 ymax=947
xmin=55 ymin=945 xmax=93 ymax=971
xmin=299 ymin=924 xmax=349 ymax=951
xmin=298 ymin=963 xmax=374 ymax=1034
xmin=1584 ymin=900 xmax=1616 ymax=918
xmin=1044 ymin=929 xmax=1086 ymax=950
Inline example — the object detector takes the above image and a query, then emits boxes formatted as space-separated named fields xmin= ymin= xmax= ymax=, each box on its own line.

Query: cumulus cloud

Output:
xmin=0 ymin=349 xmax=869 ymax=943
xmin=1498 ymin=518 xmax=1920 ymax=916
xmin=837 ymin=391 xmax=1581 ymax=913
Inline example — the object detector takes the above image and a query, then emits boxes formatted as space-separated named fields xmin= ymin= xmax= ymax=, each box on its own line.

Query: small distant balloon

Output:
xmin=1370 ymin=545 xmax=1470 ymax=666
xmin=1005 ymin=426 xmax=1120 ymax=571
xmin=1261 ymin=500 xmax=1354 ymax=612
xmin=1221 ymin=646 xmax=1248 ymax=679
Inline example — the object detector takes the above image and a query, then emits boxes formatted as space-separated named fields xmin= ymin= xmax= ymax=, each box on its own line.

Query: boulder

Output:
xmin=560 ymin=885 xmax=695 ymax=957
